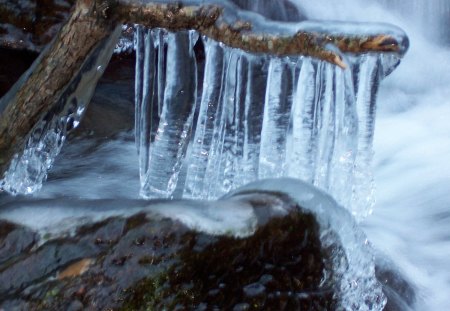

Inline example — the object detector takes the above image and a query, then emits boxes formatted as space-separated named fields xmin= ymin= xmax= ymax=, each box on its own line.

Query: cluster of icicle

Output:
xmin=134 ymin=26 xmax=400 ymax=220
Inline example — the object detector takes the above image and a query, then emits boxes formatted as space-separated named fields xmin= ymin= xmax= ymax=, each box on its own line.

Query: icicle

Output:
xmin=352 ymin=54 xmax=381 ymax=219
xmin=203 ymin=49 xmax=248 ymax=198
xmin=259 ymin=58 xmax=294 ymax=179
xmin=132 ymin=30 xmax=398 ymax=220
xmin=313 ymin=63 xmax=336 ymax=190
xmin=156 ymin=29 xmax=167 ymax=117
xmin=328 ymin=63 xmax=359 ymax=211
xmin=287 ymin=57 xmax=317 ymax=183
xmin=136 ymin=29 xmax=158 ymax=184
xmin=241 ymin=55 xmax=268 ymax=185
xmin=184 ymin=39 xmax=225 ymax=199
xmin=140 ymin=31 xmax=198 ymax=199
xmin=134 ymin=25 xmax=145 ymax=152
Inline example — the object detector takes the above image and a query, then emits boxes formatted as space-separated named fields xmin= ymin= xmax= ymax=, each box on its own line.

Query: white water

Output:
xmin=367 ymin=49 xmax=450 ymax=310
xmin=294 ymin=0 xmax=450 ymax=309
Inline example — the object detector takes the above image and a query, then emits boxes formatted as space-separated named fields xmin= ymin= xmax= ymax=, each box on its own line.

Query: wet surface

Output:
xmin=0 ymin=204 xmax=337 ymax=310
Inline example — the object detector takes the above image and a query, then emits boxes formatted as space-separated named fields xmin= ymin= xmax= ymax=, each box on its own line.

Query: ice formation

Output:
xmin=226 ymin=178 xmax=386 ymax=311
xmin=0 ymin=29 xmax=120 ymax=195
xmin=134 ymin=27 xmax=401 ymax=219
xmin=0 ymin=19 xmax=404 ymax=220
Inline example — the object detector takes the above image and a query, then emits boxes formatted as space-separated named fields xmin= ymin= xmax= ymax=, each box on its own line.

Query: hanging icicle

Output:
xmin=134 ymin=27 xmax=400 ymax=219
xmin=136 ymin=30 xmax=198 ymax=199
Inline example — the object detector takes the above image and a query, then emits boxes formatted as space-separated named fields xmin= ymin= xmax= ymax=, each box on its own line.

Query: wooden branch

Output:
xmin=113 ymin=0 xmax=409 ymax=68
xmin=0 ymin=0 xmax=119 ymax=178
xmin=0 ymin=0 xmax=410 ymax=180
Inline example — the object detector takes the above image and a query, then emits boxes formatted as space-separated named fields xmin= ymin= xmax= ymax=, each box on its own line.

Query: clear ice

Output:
xmin=135 ymin=28 xmax=399 ymax=220
xmin=0 ymin=28 xmax=121 ymax=195
xmin=0 ymin=25 xmax=400 ymax=221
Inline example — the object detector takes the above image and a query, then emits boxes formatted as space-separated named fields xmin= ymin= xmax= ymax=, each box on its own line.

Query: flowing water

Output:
xmin=0 ymin=0 xmax=449 ymax=310
xmin=295 ymin=0 xmax=450 ymax=309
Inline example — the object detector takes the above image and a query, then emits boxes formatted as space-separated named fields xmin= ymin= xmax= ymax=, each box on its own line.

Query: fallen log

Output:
xmin=0 ymin=0 xmax=409 ymax=182
xmin=0 ymin=0 xmax=120 ymax=180
xmin=113 ymin=0 xmax=409 ymax=67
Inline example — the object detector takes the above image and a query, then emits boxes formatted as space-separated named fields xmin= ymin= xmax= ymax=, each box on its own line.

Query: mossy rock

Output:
xmin=0 ymin=189 xmax=415 ymax=310
xmin=122 ymin=211 xmax=337 ymax=310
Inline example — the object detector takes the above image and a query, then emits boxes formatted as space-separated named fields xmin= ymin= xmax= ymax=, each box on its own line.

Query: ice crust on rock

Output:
xmin=225 ymin=178 xmax=387 ymax=311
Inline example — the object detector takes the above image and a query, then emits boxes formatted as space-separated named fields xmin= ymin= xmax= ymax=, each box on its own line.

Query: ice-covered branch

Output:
xmin=114 ymin=0 xmax=409 ymax=67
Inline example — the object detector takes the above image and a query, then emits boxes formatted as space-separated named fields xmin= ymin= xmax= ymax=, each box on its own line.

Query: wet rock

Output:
xmin=0 ymin=220 xmax=36 ymax=266
xmin=0 ymin=239 xmax=96 ymax=296
xmin=243 ymin=283 xmax=266 ymax=297
xmin=0 ymin=190 xmax=416 ymax=311
xmin=0 ymin=204 xmax=338 ymax=310
xmin=0 ymin=299 xmax=29 ymax=311
xmin=66 ymin=300 xmax=84 ymax=311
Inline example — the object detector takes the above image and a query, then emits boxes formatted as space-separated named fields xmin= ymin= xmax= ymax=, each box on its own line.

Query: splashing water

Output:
xmin=292 ymin=0 xmax=450 ymax=309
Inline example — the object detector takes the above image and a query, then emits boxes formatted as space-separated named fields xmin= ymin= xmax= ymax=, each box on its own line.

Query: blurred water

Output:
xmin=293 ymin=0 xmax=450 ymax=309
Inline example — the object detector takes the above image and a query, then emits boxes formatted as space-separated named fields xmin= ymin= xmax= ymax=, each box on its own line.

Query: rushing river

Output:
xmin=299 ymin=0 xmax=450 ymax=309
xmin=0 ymin=0 xmax=449 ymax=310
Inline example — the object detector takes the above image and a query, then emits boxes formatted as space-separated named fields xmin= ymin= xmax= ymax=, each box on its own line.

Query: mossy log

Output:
xmin=0 ymin=0 xmax=409 ymax=180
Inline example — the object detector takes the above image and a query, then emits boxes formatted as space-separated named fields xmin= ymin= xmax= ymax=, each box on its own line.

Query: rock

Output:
xmin=0 ymin=182 xmax=416 ymax=310
xmin=0 ymin=220 xmax=37 ymax=266
xmin=66 ymin=300 xmax=84 ymax=311
xmin=0 ymin=198 xmax=339 ymax=310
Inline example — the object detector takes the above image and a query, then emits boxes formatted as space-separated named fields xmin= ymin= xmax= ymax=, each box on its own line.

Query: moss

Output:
xmin=122 ymin=210 xmax=337 ymax=310
xmin=45 ymin=287 xmax=60 ymax=299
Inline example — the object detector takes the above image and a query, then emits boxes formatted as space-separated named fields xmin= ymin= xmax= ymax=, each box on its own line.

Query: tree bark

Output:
xmin=0 ymin=0 xmax=409 ymax=179
xmin=0 ymin=0 xmax=119 ymax=178
xmin=113 ymin=0 xmax=408 ymax=67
